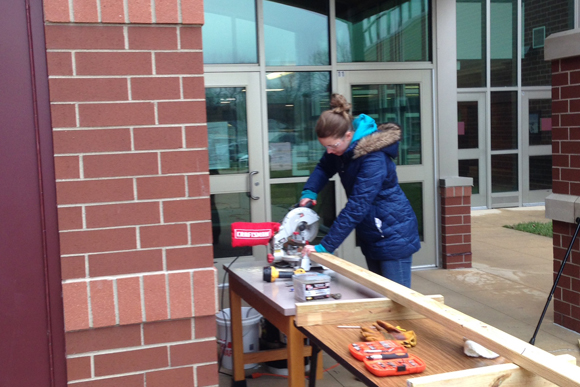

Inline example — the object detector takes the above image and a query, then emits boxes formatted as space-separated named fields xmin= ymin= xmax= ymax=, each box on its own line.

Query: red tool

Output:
xmin=363 ymin=354 xmax=426 ymax=377
xmin=349 ymin=340 xmax=408 ymax=361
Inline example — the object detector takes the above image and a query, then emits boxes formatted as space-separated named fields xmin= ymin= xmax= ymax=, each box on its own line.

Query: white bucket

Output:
xmin=216 ymin=307 xmax=262 ymax=370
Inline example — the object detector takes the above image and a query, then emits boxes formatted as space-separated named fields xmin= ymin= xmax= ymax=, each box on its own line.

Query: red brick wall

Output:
xmin=440 ymin=185 xmax=472 ymax=269
xmin=43 ymin=0 xmax=218 ymax=385
xmin=550 ymin=55 xmax=580 ymax=333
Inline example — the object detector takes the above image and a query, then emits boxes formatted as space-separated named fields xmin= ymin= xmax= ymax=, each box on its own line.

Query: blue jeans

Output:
xmin=365 ymin=256 xmax=413 ymax=288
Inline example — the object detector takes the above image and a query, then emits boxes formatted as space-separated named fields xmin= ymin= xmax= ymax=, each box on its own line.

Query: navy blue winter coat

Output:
xmin=302 ymin=114 xmax=421 ymax=261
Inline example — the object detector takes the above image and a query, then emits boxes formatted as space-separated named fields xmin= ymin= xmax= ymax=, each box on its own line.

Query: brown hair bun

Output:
xmin=330 ymin=93 xmax=351 ymax=115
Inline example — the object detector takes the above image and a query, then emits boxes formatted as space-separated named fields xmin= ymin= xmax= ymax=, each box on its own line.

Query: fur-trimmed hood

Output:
xmin=353 ymin=120 xmax=401 ymax=159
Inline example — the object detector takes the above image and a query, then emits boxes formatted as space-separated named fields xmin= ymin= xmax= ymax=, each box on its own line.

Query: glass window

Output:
xmin=456 ymin=0 xmax=486 ymax=88
xmin=266 ymin=72 xmax=330 ymax=178
xmin=491 ymin=91 xmax=517 ymax=151
xmin=336 ymin=0 xmax=430 ymax=63
xmin=529 ymin=155 xmax=552 ymax=191
xmin=205 ymin=87 xmax=249 ymax=175
xmin=211 ymin=193 xmax=252 ymax=258
xmin=351 ymin=84 xmax=421 ymax=165
xmin=490 ymin=0 xmax=517 ymax=87
xmin=270 ymin=182 xmax=336 ymax=246
xmin=459 ymin=159 xmax=479 ymax=194
xmin=528 ymin=99 xmax=552 ymax=146
xmin=263 ymin=0 xmax=329 ymax=66
xmin=522 ymin=0 xmax=574 ymax=87
xmin=492 ymin=154 xmax=518 ymax=193
xmin=202 ymin=0 xmax=258 ymax=64
xmin=457 ymin=101 xmax=479 ymax=149
xmin=400 ymin=182 xmax=423 ymax=240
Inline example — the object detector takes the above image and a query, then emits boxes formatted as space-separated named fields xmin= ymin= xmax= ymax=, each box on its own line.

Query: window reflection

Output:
xmin=529 ymin=156 xmax=552 ymax=191
xmin=490 ymin=0 xmax=517 ymax=87
xmin=205 ymin=87 xmax=249 ymax=175
xmin=458 ymin=101 xmax=479 ymax=149
xmin=522 ymin=0 xmax=574 ymax=86
xmin=266 ymin=72 xmax=330 ymax=178
xmin=490 ymin=92 xmax=517 ymax=151
xmin=336 ymin=0 xmax=430 ymax=63
xmin=456 ymin=0 xmax=486 ymax=87
xmin=351 ymin=84 xmax=422 ymax=165
xmin=264 ymin=0 xmax=329 ymax=66
xmin=492 ymin=154 xmax=518 ymax=193
xmin=202 ymin=0 xmax=258 ymax=64
xmin=211 ymin=193 xmax=252 ymax=258
xmin=528 ymin=99 xmax=552 ymax=146
xmin=459 ymin=159 xmax=479 ymax=194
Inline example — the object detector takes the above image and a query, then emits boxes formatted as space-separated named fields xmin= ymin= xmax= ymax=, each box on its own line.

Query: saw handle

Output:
xmin=298 ymin=198 xmax=316 ymax=208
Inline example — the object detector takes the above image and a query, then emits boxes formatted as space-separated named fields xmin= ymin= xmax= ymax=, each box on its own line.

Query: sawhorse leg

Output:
xmin=229 ymin=285 xmax=246 ymax=387
xmin=308 ymin=343 xmax=321 ymax=387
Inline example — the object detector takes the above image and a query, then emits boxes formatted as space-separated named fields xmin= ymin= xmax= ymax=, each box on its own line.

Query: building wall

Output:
xmin=545 ymin=29 xmax=580 ymax=334
xmin=42 ymin=1 xmax=218 ymax=385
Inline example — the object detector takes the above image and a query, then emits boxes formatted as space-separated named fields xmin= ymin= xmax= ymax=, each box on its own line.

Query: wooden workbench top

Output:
xmin=299 ymin=318 xmax=507 ymax=386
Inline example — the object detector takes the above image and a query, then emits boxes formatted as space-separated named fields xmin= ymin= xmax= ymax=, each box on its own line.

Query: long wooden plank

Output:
xmin=295 ymin=295 xmax=444 ymax=326
xmin=307 ymin=253 xmax=580 ymax=387
xmin=407 ymin=354 xmax=577 ymax=387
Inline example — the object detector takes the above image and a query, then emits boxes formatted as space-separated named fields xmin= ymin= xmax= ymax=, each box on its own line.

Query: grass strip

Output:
xmin=503 ymin=221 xmax=553 ymax=238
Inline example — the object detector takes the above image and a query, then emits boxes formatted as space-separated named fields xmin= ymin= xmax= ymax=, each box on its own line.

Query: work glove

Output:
xmin=375 ymin=320 xmax=417 ymax=348
xmin=360 ymin=326 xmax=385 ymax=342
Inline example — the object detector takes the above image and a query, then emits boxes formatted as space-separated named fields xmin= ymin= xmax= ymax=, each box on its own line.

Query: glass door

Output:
xmin=522 ymin=90 xmax=552 ymax=205
xmin=338 ymin=70 xmax=436 ymax=268
xmin=205 ymin=72 xmax=267 ymax=278
xmin=457 ymin=92 xmax=487 ymax=208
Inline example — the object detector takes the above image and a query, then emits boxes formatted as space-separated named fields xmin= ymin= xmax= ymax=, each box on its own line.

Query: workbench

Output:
xmin=224 ymin=261 xmax=553 ymax=387
xmin=225 ymin=261 xmax=385 ymax=387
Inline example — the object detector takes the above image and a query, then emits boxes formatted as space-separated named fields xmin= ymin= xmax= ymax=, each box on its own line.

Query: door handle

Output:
xmin=248 ymin=171 xmax=260 ymax=200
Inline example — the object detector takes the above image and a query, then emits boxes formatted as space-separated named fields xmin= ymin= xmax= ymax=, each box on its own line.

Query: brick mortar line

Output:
xmin=48 ymin=74 xmax=205 ymax=79
xmin=46 ymin=49 xmax=203 ymax=53
xmin=50 ymin=98 xmax=205 ymax=104
xmin=52 ymin=122 xmax=206 ymax=130
xmin=57 ymin=196 xmax=210 ymax=208
xmin=58 ymin=219 xmax=211 ymax=232
xmin=55 ymin=171 xmax=209 ymax=181
xmin=45 ymin=22 xmax=201 ymax=27
xmin=66 ymin=338 xmax=216 ymax=359
xmin=68 ymin=363 xmax=218 ymax=386
xmin=62 ymin=266 xmax=215 ymax=283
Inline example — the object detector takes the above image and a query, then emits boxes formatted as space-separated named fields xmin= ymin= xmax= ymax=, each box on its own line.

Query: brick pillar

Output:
xmin=439 ymin=179 xmax=473 ymax=269
xmin=544 ymin=29 xmax=580 ymax=334
xmin=43 ymin=0 xmax=218 ymax=385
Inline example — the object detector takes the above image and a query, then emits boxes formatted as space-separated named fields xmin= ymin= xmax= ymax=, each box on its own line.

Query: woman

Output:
xmin=300 ymin=93 xmax=420 ymax=287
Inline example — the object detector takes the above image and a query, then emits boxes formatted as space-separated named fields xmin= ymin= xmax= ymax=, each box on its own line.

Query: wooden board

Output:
xmin=408 ymin=354 xmax=576 ymax=387
xmin=295 ymin=295 xmax=444 ymax=326
xmin=304 ymin=253 xmax=580 ymax=386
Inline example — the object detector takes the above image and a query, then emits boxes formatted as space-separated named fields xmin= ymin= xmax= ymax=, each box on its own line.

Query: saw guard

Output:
xmin=270 ymin=207 xmax=320 ymax=268
xmin=279 ymin=207 xmax=319 ymax=243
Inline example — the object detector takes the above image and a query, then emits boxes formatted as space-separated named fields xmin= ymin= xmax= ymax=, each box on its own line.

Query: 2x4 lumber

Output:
xmin=295 ymin=295 xmax=444 ymax=326
xmin=307 ymin=253 xmax=580 ymax=387
xmin=407 ymin=354 xmax=576 ymax=387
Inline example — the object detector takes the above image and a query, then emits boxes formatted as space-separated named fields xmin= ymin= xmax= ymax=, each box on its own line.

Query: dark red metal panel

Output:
xmin=0 ymin=0 xmax=67 ymax=386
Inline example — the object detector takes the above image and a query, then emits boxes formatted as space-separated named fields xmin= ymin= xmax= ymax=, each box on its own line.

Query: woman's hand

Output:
xmin=299 ymin=198 xmax=317 ymax=207
xmin=301 ymin=244 xmax=316 ymax=257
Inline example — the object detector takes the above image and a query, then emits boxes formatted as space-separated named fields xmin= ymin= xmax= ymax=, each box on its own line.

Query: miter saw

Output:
xmin=266 ymin=205 xmax=321 ymax=272
xmin=230 ymin=204 xmax=325 ymax=278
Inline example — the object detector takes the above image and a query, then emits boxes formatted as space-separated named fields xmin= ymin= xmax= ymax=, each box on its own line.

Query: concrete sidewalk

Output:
xmin=413 ymin=206 xmax=580 ymax=358
xmin=219 ymin=206 xmax=580 ymax=387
